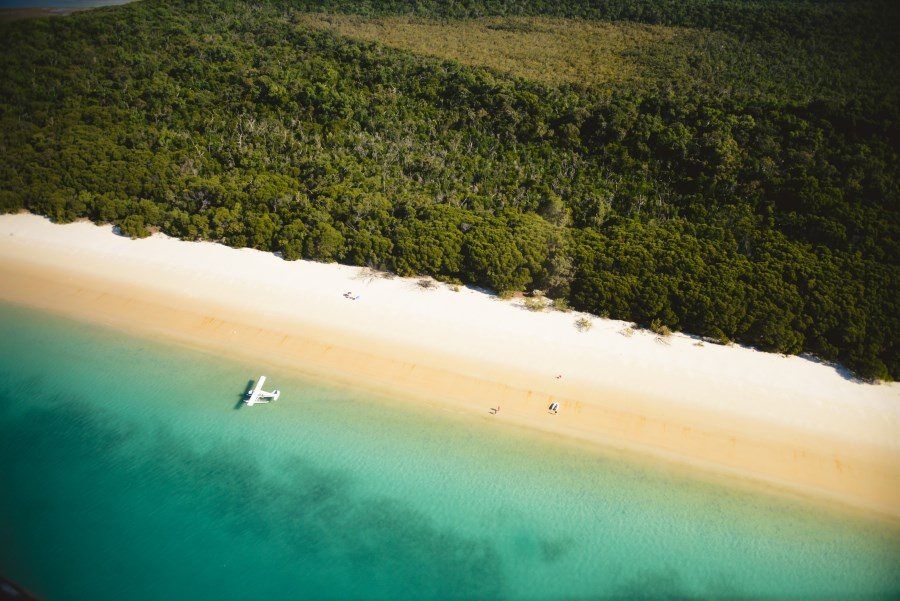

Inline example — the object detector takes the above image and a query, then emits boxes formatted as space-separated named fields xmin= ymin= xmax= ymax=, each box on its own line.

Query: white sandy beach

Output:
xmin=1 ymin=213 xmax=898 ymax=518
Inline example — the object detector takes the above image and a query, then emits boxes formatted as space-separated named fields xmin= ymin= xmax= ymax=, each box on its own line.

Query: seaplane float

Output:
xmin=244 ymin=376 xmax=281 ymax=406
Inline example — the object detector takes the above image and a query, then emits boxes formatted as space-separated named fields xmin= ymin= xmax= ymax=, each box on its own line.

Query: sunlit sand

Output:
xmin=1 ymin=213 xmax=897 ymax=519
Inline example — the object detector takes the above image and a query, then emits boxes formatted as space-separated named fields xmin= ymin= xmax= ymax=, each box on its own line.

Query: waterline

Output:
xmin=1 ymin=304 xmax=897 ymax=599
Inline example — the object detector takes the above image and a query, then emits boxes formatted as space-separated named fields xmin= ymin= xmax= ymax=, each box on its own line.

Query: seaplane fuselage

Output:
xmin=245 ymin=376 xmax=280 ymax=406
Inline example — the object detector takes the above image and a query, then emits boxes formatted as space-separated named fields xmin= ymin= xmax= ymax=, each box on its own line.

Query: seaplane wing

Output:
xmin=245 ymin=376 xmax=280 ymax=406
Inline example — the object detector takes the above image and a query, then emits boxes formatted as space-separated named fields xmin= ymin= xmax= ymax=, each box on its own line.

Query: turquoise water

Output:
xmin=0 ymin=304 xmax=897 ymax=600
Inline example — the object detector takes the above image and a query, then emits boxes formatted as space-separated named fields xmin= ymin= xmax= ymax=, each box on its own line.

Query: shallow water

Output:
xmin=0 ymin=303 xmax=897 ymax=599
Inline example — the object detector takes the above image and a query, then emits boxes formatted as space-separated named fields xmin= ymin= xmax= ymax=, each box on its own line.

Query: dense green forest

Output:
xmin=0 ymin=0 xmax=897 ymax=379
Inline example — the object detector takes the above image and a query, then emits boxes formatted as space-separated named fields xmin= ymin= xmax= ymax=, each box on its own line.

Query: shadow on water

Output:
xmin=233 ymin=379 xmax=254 ymax=410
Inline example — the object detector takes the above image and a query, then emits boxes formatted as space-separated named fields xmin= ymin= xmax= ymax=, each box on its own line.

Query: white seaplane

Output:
xmin=244 ymin=376 xmax=281 ymax=406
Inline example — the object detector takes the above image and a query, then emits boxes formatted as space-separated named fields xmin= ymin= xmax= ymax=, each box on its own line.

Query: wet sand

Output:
xmin=1 ymin=213 xmax=897 ymax=519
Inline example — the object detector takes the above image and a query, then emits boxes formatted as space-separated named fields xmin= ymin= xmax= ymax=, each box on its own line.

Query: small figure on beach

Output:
xmin=549 ymin=402 xmax=559 ymax=414
xmin=343 ymin=291 xmax=361 ymax=300
xmin=490 ymin=405 xmax=500 ymax=414
xmin=555 ymin=374 xmax=562 ymax=379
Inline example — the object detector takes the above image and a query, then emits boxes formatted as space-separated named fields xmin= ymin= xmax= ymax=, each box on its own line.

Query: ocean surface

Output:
xmin=0 ymin=303 xmax=897 ymax=600
xmin=0 ymin=1 xmax=129 ymax=8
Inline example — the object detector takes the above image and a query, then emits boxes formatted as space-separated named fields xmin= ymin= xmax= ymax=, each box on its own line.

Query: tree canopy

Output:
xmin=0 ymin=0 xmax=897 ymax=379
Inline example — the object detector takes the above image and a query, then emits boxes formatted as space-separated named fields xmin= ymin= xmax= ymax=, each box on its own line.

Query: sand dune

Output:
xmin=1 ymin=213 xmax=897 ymax=518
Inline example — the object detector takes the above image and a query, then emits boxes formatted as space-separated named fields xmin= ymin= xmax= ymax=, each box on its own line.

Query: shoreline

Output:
xmin=0 ymin=8 xmax=78 ymax=21
xmin=1 ymin=213 xmax=898 ymax=520
xmin=0 ymin=2 xmax=134 ymax=22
